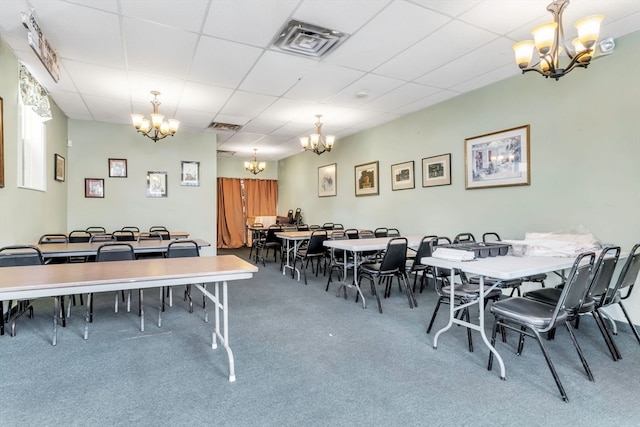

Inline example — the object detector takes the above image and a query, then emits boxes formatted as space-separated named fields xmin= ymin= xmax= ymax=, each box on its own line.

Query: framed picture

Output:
xmin=422 ymin=153 xmax=451 ymax=188
xmin=147 ymin=171 xmax=167 ymax=197
xmin=318 ymin=163 xmax=337 ymax=197
xmin=84 ymin=178 xmax=104 ymax=198
xmin=180 ymin=161 xmax=199 ymax=186
xmin=109 ymin=158 xmax=127 ymax=178
xmin=54 ymin=153 xmax=65 ymax=182
xmin=465 ymin=125 xmax=530 ymax=190
xmin=0 ymin=96 xmax=4 ymax=188
xmin=354 ymin=161 xmax=379 ymax=197
xmin=391 ymin=161 xmax=414 ymax=191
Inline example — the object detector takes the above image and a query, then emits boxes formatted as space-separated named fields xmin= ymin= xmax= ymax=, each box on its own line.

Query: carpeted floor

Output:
xmin=1 ymin=247 xmax=639 ymax=426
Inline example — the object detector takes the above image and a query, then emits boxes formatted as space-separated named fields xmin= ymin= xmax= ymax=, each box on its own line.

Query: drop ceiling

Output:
xmin=1 ymin=0 xmax=638 ymax=161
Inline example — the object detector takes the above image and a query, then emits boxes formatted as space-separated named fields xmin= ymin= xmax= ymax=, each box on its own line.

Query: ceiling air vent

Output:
xmin=208 ymin=121 xmax=243 ymax=132
xmin=272 ymin=19 xmax=348 ymax=58
xmin=217 ymin=150 xmax=236 ymax=158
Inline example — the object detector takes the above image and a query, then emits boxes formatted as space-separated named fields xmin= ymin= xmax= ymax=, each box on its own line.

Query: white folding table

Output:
xmin=276 ymin=231 xmax=311 ymax=280
xmin=324 ymin=236 xmax=423 ymax=308
xmin=0 ymin=255 xmax=257 ymax=382
xmin=420 ymin=254 xmax=576 ymax=379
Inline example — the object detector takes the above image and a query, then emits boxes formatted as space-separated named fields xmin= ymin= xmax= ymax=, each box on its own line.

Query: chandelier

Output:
xmin=244 ymin=149 xmax=266 ymax=175
xmin=513 ymin=0 xmax=603 ymax=80
xmin=131 ymin=91 xmax=180 ymax=142
xmin=300 ymin=114 xmax=335 ymax=155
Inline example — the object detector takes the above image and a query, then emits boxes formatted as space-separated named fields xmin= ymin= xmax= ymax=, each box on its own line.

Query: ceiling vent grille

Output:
xmin=272 ymin=19 xmax=348 ymax=58
xmin=217 ymin=150 xmax=236 ymax=158
xmin=208 ymin=121 xmax=243 ymax=132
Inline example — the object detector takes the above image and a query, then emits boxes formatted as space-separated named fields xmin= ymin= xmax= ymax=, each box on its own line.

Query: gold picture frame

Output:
xmin=391 ymin=161 xmax=414 ymax=191
xmin=54 ymin=153 xmax=65 ymax=182
xmin=318 ymin=163 xmax=337 ymax=197
xmin=354 ymin=161 xmax=379 ymax=197
xmin=422 ymin=153 xmax=451 ymax=188
xmin=465 ymin=125 xmax=530 ymax=189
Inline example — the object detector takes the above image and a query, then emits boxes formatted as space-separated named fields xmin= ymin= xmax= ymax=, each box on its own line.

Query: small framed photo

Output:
xmin=465 ymin=125 xmax=530 ymax=190
xmin=109 ymin=158 xmax=127 ymax=178
xmin=54 ymin=153 xmax=65 ymax=182
xmin=147 ymin=171 xmax=167 ymax=197
xmin=391 ymin=161 xmax=414 ymax=191
xmin=354 ymin=161 xmax=379 ymax=197
xmin=85 ymin=178 xmax=104 ymax=198
xmin=318 ymin=163 xmax=337 ymax=197
xmin=180 ymin=161 xmax=200 ymax=186
xmin=422 ymin=153 xmax=451 ymax=188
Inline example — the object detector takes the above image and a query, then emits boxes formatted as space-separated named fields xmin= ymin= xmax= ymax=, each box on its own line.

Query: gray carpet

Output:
xmin=1 ymin=247 xmax=639 ymax=426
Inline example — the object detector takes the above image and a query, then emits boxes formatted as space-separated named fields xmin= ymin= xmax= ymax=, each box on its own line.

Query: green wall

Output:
xmin=67 ymin=120 xmax=217 ymax=255
xmin=0 ymin=39 xmax=68 ymax=246
xmin=278 ymin=31 xmax=640 ymax=248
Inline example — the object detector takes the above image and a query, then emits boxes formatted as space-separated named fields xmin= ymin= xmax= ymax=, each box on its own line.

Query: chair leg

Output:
xmin=618 ymin=302 xmax=640 ymax=344
xmin=464 ymin=308 xmax=473 ymax=352
xmin=373 ymin=277 xmax=383 ymax=314
xmin=426 ymin=298 xmax=443 ymax=333
xmin=592 ymin=310 xmax=621 ymax=361
xmin=564 ymin=321 xmax=594 ymax=382
xmin=530 ymin=327 xmax=569 ymax=402
xmin=488 ymin=320 xmax=500 ymax=371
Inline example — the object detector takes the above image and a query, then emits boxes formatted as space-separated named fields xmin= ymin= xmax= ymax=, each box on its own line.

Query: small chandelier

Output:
xmin=513 ymin=0 xmax=603 ymax=80
xmin=300 ymin=114 xmax=335 ymax=155
xmin=131 ymin=91 xmax=180 ymax=142
xmin=244 ymin=149 xmax=266 ymax=175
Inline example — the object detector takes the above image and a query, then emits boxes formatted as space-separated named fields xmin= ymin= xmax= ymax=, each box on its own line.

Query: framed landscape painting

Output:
xmin=318 ymin=163 xmax=336 ymax=197
xmin=422 ymin=153 xmax=451 ymax=188
xmin=354 ymin=161 xmax=379 ymax=197
xmin=391 ymin=161 xmax=414 ymax=191
xmin=465 ymin=125 xmax=530 ymax=189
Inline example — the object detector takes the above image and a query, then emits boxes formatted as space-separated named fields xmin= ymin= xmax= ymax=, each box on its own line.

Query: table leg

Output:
xmin=195 ymin=281 xmax=236 ymax=382
xmin=477 ymin=276 xmax=505 ymax=379
xmin=52 ymin=296 xmax=59 ymax=346
xmin=433 ymin=269 xmax=456 ymax=349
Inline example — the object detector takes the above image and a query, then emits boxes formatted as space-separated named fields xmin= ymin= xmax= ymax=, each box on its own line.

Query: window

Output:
xmin=17 ymin=64 xmax=51 ymax=191
xmin=18 ymin=99 xmax=46 ymax=191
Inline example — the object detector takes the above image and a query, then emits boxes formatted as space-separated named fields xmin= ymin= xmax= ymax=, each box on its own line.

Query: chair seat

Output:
xmin=490 ymin=297 xmax=569 ymax=329
xmin=360 ymin=262 xmax=399 ymax=275
xmin=468 ymin=276 xmax=522 ymax=288
xmin=523 ymin=287 xmax=562 ymax=305
xmin=442 ymin=284 xmax=502 ymax=300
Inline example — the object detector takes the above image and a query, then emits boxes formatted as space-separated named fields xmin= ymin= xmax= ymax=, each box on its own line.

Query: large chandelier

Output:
xmin=300 ymin=114 xmax=335 ymax=155
xmin=513 ymin=0 xmax=603 ymax=80
xmin=131 ymin=91 xmax=180 ymax=142
xmin=245 ymin=149 xmax=266 ymax=175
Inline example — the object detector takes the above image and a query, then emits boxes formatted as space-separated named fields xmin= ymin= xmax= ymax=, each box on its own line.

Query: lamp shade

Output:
xmin=575 ymin=14 xmax=603 ymax=49
xmin=532 ymin=21 xmax=558 ymax=55
xmin=513 ymin=40 xmax=535 ymax=68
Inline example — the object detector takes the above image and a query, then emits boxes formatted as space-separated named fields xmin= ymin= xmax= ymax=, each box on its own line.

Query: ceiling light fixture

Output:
xmin=300 ymin=114 xmax=335 ymax=155
xmin=244 ymin=149 xmax=266 ymax=175
xmin=131 ymin=91 xmax=180 ymax=142
xmin=513 ymin=0 xmax=603 ymax=80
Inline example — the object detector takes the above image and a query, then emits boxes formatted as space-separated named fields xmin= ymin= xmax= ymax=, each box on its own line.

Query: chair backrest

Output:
xmin=68 ymin=230 xmax=91 ymax=243
xmin=482 ymin=232 xmax=501 ymax=243
xmin=0 ymin=245 xmax=44 ymax=267
xmin=333 ymin=224 xmax=344 ymax=230
xmin=453 ymin=233 xmax=475 ymax=243
xmin=293 ymin=208 xmax=302 ymax=224
xmin=345 ymin=229 xmax=359 ymax=239
xmin=282 ymin=225 xmax=297 ymax=232
xmin=113 ymin=230 xmax=136 ymax=241
xmin=297 ymin=224 xmax=310 ymax=231
xmin=330 ymin=230 xmax=347 ymax=240
xmin=306 ymin=230 xmax=328 ymax=254
xmin=86 ymin=226 xmax=106 ymax=234
xmin=38 ymin=233 xmax=68 ymax=244
xmin=150 ymin=226 xmax=168 ymax=232
xmin=121 ymin=226 xmax=140 ymax=232
xmin=96 ymin=243 xmax=135 ymax=262
xmin=603 ymin=243 xmax=640 ymax=305
xmin=167 ymin=240 xmax=200 ymax=258
xmin=374 ymin=227 xmax=388 ymax=238
xmin=265 ymin=225 xmax=283 ymax=243
xmin=89 ymin=233 xmax=115 ymax=243
xmin=359 ymin=230 xmax=375 ymax=239
xmin=155 ymin=230 xmax=171 ymax=240
xmin=379 ymin=237 xmax=408 ymax=273
xmin=411 ymin=236 xmax=437 ymax=267
xmin=322 ymin=223 xmax=334 ymax=230
xmin=387 ymin=228 xmax=400 ymax=237
xmin=550 ymin=251 xmax=596 ymax=324
xmin=138 ymin=232 xmax=162 ymax=242
xmin=433 ymin=237 xmax=454 ymax=278
xmin=308 ymin=224 xmax=321 ymax=230
xmin=587 ymin=246 xmax=621 ymax=300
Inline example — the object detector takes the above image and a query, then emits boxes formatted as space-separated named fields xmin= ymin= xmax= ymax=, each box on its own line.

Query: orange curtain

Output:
xmin=244 ymin=179 xmax=278 ymax=217
xmin=216 ymin=178 xmax=245 ymax=249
